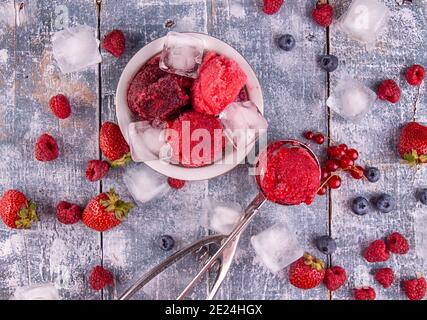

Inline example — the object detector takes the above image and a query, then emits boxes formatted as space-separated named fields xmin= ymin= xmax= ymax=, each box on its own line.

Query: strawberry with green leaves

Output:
xmin=0 ymin=190 xmax=38 ymax=229
xmin=100 ymin=122 xmax=131 ymax=167
xmin=398 ymin=122 xmax=427 ymax=166
xmin=289 ymin=253 xmax=325 ymax=289
xmin=82 ymin=189 xmax=134 ymax=232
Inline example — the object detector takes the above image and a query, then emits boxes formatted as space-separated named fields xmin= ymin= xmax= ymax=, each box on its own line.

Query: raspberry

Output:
xmin=323 ymin=266 xmax=347 ymax=291
xmin=35 ymin=133 xmax=59 ymax=162
xmin=406 ymin=64 xmax=425 ymax=86
xmin=377 ymin=79 xmax=401 ymax=103
xmin=168 ymin=177 xmax=186 ymax=190
xmin=354 ymin=287 xmax=376 ymax=300
xmin=375 ymin=268 xmax=394 ymax=288
xmin=56 ymin=201 xmax=81 ymax=224
xmin=403 ymin=275 xmax=426 ymax=300
xmin=262 ymin=0 xmax=284 ymax=15
xmin=364 ymin=239 xmax=390 ymax=263
xmin=86 ymin=160 xmax=110 ymax=182
xmin=50 ymin=94 xmax=71 ymax=119
xmin=102 ymin=29 xmax=126 ymax=58
xmin=312 ymin=3 xmax=334 ymax=27
xmin=386 ymin=232 xmax=409 ymax=254
xmin=89 ymin=265 xmax=114 ymax=291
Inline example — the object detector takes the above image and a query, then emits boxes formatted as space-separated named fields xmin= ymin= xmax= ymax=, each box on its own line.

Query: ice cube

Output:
xmin=327 ymin=77 xmax=376 ymax=122
xmin=52 ymin=25 xmax=102 ymax=73
xmin=159 ymin=32 xmax=204 ymax=79
xmin=415 ymin=213 xmax=427 ymax=262
xmin=201 ymin=200 xmax=242 ymax=235
xmin=11 ymin=283 xmax=59 ymax=300
xmin=338 ymin=0 xmax=390 ymax=46
xmin=128 ymin=121 xmax=172 ymax=162
xmin=123 ymin=163 xmax=169 ymax=204
xmin=219 ymin=101 xmax=268 ymax=149
xmin=250 ymin=223 xmax=303 ymax=274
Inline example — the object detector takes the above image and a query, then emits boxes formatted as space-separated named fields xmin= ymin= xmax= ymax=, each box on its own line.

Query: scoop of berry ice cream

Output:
xmin=166 ymin=110 xmax=225 ymax=168
xmin=192 ymin=52 xmax=247 ymax=116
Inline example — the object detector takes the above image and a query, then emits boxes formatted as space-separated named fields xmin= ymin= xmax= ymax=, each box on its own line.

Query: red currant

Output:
xmin=313 ymin=134 xmax=325 ymax=145
xmin=327 ymin=146 xmax=337 ymax=158
xmin=328 ymin=175 xmax=342 ymax=189
xmin=339 ymin=156 xmax=354 ymax=169
xmin=334 ymin=147 xmax=346 ymax=159
xmin=325 ymin=159 xmax=339 ymax=172
xmin=304 ymin=131 xmax=314 ymax=140
xmin=317 ymin=186 xmax=327 ymax=195
xmin=346 ymin=148 xmax=359 ymax=161
xmin=321 ymin=168 xmax=330 ymax=180
xmin=350 ymin=166 xmax=364 ymax=179
xmin=339 ymin=144 xmax=348 ymax=151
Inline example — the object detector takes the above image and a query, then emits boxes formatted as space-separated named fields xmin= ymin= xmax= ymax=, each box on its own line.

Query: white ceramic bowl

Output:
xmin=116 ymin=33 xmax=264 ymax=181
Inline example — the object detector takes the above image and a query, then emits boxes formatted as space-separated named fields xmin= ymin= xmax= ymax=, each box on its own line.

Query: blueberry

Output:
xmin=319 ymin=55 xmax=339 ymax=72
xmin=278 ymin=34 xmax=296 ymax=51
xmin=365 ymin=167 xmax=380 ymax=183
xmin=352 ymin=196 xmax=370 ymax=215
xmin=315 ymin=235 xmax=337 ymax=255
xmin=160 ymin=235 xmax=175 ymax=251
xmin=375 ymin=194 xmax=396 ymax=213
xmin=418 ymin=188 xmax=427 ymax=205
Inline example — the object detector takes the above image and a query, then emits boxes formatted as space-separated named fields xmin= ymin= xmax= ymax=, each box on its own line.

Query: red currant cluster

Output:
xmin=303 ymin=131 xmax=365 ymax=195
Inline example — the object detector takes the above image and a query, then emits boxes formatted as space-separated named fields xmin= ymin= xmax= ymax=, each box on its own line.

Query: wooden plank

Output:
xmin=0 ymin=0 xmax=101 ymax=300
xmin=206 ymin=0 xmax=329 ymax=300
xmin=329 ymin=0 xmax=427 ymax=299
xmin=99 ymin=0 xmax=210 ymax=300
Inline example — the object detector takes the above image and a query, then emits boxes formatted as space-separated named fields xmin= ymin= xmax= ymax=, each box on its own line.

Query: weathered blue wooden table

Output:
xmin=0 ymin=0 xmax=426 ymax=300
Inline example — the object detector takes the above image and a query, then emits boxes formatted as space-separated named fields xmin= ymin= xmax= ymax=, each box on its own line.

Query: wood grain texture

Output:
xmin=329 ymin=0 xmax=427 ymax=300
xmin=0 ymin=0 xmax=101 ymax=300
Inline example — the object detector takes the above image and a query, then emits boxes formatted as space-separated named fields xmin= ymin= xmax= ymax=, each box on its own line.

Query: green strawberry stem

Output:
xmin=16 ymin=201 xmax=38 ymax=229
xmin=403 ymin=149 xmax=427 ymax=167
xmin=109 ymin=152 xmax=132 ymax=168
xmin=100 ymin=189 xmax=134 ymax=221
xmin=303 ymin=252 xmax=325 ymax=272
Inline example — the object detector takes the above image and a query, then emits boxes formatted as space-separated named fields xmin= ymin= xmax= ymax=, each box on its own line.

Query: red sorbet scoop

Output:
xmin=166 ymin=110 xmax=225 ymax=168
xmin=192 ymin=52 xmax=247 ymax=116
xmin=256 ymin=141 xmax=321 ymax=205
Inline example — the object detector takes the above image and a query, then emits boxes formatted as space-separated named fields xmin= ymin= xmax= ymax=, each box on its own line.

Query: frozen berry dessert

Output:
xmin=192 ymin=52 xmax=247 ymax=116
xmin=127 ymin=55 xmax=192 ymax=122
xmin=166 ymin=110 xmax=225 ymax=168
xmin=256 ymin=141 xmax=321 ymax=205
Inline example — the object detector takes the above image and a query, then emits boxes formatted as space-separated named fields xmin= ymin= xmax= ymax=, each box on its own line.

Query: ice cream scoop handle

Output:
xmin=177 ymin=192 xmax=267 ymax=300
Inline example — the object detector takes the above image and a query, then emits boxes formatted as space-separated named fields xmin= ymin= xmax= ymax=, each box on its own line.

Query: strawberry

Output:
xmin=375 ymin=268 xmax=394 ymax=288
xmin=364 ymin=240 xmax=390 ymax=263
xmin=0 ymin=190 xmax=38 ymax=229
xmin=50 ymin=94 xmax=71 ymax=119
xmin=398 ymin=122 xmax=427 ymax=166
xmin=403 ymin=274 xmax=426 ymax=300
xmin=99 ymin=122 xmax=131 ymax=167
xmin=387 ymin=232 xmax=409 ymax=254
xmin=354 ymin=287 xmax=376 ymax=300
xmin=102 ymin=29 xmax=126 ymax=58
xmin=289 ymin=253 xmax=325 ymax=289
xmin=262 ymin=0 xmax=284 ymax=15
xmin=323 ymin=266 xmax=347 ymax=291
xmin=312 ymin=1 xmax=334 ymax=27
xmin=82 ymin=189 xmax=134 ymax=232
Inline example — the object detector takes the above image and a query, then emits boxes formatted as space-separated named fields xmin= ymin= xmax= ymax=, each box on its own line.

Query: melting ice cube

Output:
xmin=219 ymin=101 xmax=268 ymax=149
xmin=251 ymin=223 xmax=303 ymax=274
xmin=52 ymin=25 xmax=102 ymax=73
xmin=338 ymin=0 xmax=390 ymax=46
xmin=327 ymin=77 xmax=376 ymax=122
xmin=159 ymin=32 xmax=204 ymax=79
xmin=11 ymin=283 xmax=60 ymax=300
xmin=201 ymin=200 xmax=242 ymax=235
xmin=128 ymin=121 xmax=172 ymax=162
xmin=123 ymin=163 xmax=169 ymax=204
xmin=415 ymin=213 xmax=427 ymax=262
